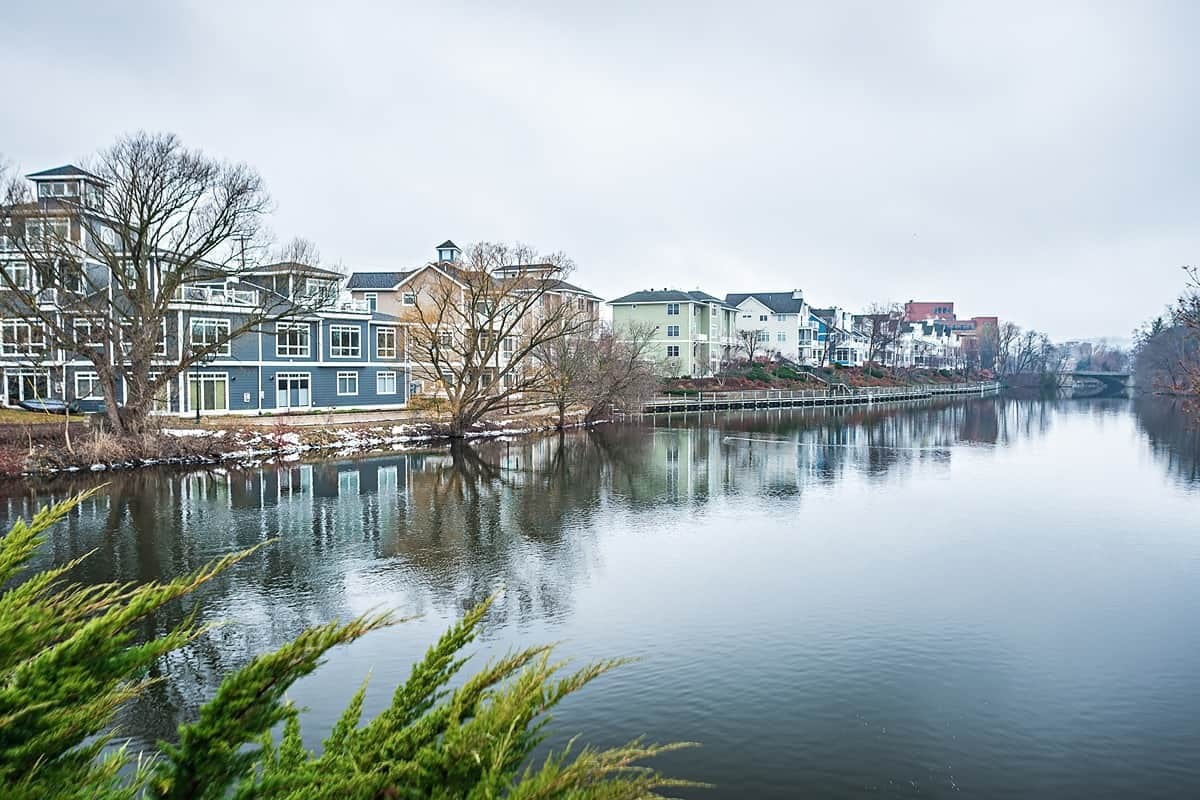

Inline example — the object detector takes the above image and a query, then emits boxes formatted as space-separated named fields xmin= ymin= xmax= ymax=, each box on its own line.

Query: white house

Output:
xmin=725 ymin=291 xmax=820 ymax=363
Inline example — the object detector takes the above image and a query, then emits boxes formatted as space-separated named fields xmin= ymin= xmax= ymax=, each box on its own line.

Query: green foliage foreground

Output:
xmin=0 ymin=491 xmax=699 ymax=799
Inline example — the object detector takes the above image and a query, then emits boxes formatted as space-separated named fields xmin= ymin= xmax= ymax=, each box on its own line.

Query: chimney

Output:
xmin=792 ymin=289 xmax=803 ymax=301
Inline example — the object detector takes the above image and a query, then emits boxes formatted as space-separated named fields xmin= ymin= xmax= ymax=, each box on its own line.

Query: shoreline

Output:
xmin=11 ymin=381 xmax=1002 ymax=477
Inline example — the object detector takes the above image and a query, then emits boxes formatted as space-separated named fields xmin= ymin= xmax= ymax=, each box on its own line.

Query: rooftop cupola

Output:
xmin=436 ymin=239 xmax=461 ymax=263
xmin=26 ymin=164 xmax=108 ymax=210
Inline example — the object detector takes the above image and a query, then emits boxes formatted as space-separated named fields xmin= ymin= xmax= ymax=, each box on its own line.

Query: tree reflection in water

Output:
xmin=0 ymin=394 xmax=1195 ymax=751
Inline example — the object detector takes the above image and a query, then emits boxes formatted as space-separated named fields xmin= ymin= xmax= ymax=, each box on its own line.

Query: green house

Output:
xmin=608 ymin=289 xmax=739 ymax=377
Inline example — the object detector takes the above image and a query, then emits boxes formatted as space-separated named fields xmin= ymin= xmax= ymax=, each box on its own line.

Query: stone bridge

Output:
xmin=1067 ymin=371 xmax=1132 ymax=397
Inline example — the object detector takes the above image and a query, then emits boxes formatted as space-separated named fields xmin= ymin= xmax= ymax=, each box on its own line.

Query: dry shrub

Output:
xmin=31 ymin=429 xmax=224 ymax=471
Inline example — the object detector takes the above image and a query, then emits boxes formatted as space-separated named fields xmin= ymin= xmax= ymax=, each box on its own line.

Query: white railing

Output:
xmin=332 ymin=298 xmax=371 ymax=314
xmin=644 ymin=381 xmax=1000 ymax=410
xmin=180 ymin=286 xmax=260 ymax=306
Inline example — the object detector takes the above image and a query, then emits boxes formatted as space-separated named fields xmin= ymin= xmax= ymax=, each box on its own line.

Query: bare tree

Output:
xmin=734 ymin=328 xmax=763 ymax=363
xmin=405 ymin=241 xmax=593 ymax=436
xmin=583 ymin=322 xmax=658 ymax=423
xmin=532 ymin=333 xmax=594 ymax=430
xmin=860 ymin=303 xmax=903 ymax=367
xmin=976 ymin=320 xmax=1000 ymax=372
xmin=994 ymin=321 xmax=1021 ymax=376
xmin=0 ymin=133 xmax=329 ymax=436
xmin=1176 ymin=265 xmax=1200 ymax=396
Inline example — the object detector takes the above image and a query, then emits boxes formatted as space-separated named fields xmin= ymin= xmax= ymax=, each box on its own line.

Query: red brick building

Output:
xmin=904 ymin=301 xmax=956 ymax=321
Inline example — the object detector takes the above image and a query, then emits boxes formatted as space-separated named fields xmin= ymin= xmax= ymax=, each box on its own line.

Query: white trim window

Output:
xmin=330 ymin=325 xmax=361 ymax=358
xmin=376 ymin=327 xmax=397 ymax=359
xmin=755 ymin=331 xmax=769 ymax=343
xmin=304 ymin=278 xmax=336 ymax=304
xmin=24 ymin=218 xmax=70 ymax=244
xmin=2 ymin=261 xmax=32 ymax=289
xmin=0 ymin=320 xmax=45 ymax=356
xmin=37 ymin=181 xmax=78 ymax=198
xmin=73 ymin=318 xmax=105 ymax=348
xmin=501 ymin=336 xmax=515 ymax=358
xmin=189 ymin=318 xmax=231 ymax=356
xmin=402 ymin=290 xmax=417 ymax=306
xmin=666 ymin=325 xmax=680 ymax=337
xmin=336 ymin=371 xmax=359 ymax=396
xmin=121 ymin=320 xmax=169 ymax=357
xmin=666 ymin=345 xmax=680 ymax=358
xmin=74 ymin=371 xmax=103 ymax=400
xmin=276 ymin=322 xmax=310 ymax=357
xmin=364 ymin=292 xmax=378 ymax=312
xmin=376 ymin=370 xmax=397 ymax=395
xmin=666 ymin=303 xmax=680 ymax=316
xmin=776 ymin=332 xmax=787 ymax=342
xmin=438 ymin=330 xmax=453 ymax=347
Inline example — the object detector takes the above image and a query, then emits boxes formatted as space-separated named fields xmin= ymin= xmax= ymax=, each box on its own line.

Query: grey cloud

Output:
xmin=2 ymin=0 xmax=1197 ymax=338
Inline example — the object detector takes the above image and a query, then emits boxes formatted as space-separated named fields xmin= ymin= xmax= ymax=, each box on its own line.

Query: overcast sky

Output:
xmin=3 ymin=1 xmax=1197 ymax=340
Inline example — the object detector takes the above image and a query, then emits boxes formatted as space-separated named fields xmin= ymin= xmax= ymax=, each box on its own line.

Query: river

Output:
xmin=2 ymin=395 xmax=1198 ymax=798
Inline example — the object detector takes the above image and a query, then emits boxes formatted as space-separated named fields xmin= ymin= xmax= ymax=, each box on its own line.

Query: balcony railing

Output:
xmin=179 ymin=286 xmax=260 ymax=306
xmin=331 ymin=298 xmax=371 ymax=314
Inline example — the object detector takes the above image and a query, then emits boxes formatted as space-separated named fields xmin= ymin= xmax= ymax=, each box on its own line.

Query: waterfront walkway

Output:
xmin=642 ymin=381 xmax=1000 ymax=414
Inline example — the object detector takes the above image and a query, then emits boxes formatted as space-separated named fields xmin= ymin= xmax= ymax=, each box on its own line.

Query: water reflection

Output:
xmin=1 ymin=394 xmax=1198 ymax=793
xmin=1133 ymin=395 xmax=1200 ymax=489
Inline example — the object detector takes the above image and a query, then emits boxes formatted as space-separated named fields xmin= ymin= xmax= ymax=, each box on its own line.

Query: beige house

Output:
xmin=346 ymin=240 xmax=602 ymax=394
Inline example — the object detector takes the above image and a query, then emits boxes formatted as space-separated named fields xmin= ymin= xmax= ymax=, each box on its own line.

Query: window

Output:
xmin=122 ymin=320 xmax=168 ymax=357
xmin=73 ymin=319 xmax=104 ymax=348
xmin=3 ymin=262 xmax=31 ymax=289
xmin=502 ymin=336 xmax=515 ymax=357
xmin=798 ymin=329 xmax=813 ymax=342
xmin=23 ymin=218 xmax=69 ymax=244
xmin=777 ymin=332 xmax=787 ymax=342
xmin=304 ymin=278 xmax=336 ymax=303
xmin=666 ymin=345 xmax=680 ymax=358
xmin=329 ymin=325 xmax=361 ymax=358
xmin=276 ymin=322 xmax=310 ymax=357
xmin=75 ymin=372 xmax=103 ymax=400
xmin=759 ymin=315 xmax=768 ymax=322
xmin=376 ymin=370 xmax=397 ymax=395
xmin=336 ymin=371 xmax=359 ymax=396
xmin=755 ymin=331 xmax=769 ymax=343
xmin=189 ymin=318 xmax=231 ymax=356
xmin=667 ymin=325 xmax=680 ymax=337
xmin=438 ymin=330 xmax=453 ymax=347
xmin=1 ymin=320 xmax=44 ymax=355
xmin=666 ymin=303 xmax=680 ymax=316
xmin=364 ymin=292 xmax=378 ymax=312
xmin=775 ymin=314 xmax=789 ymax=322
xmin=402 ymin=291 xmax=417 ymax=306
xmin=37 ymin=181 xmax=77 ymax=197
xmin=376 ymin=327 xmax=397 ymax=359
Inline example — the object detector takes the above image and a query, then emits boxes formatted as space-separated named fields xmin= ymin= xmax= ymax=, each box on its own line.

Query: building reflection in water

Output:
xmin=1 ymin=395 xmax=1196 ymax=746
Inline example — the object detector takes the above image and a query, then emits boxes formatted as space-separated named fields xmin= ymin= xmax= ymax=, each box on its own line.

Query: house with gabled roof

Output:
xmin=608 ymin=288 xmax=739 ymax=377
xmin=724 ymin=290 xmax=821 ymax=364
xmin=345 ymin=240 xmax=602 ymax=396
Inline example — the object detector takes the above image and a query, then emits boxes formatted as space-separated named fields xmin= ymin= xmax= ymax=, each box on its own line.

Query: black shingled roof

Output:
xmin=437 ymin=239 xmax=458 ymax=249
xmin=26 ymin=164 xmax=107 ymax=184
xmin=725 ymin=291 xmax=807 ymax=314
xmin=609 ymin=289 xmax=736 ymax=308
xmin=345 ymin=270 xmax=415 ymax=290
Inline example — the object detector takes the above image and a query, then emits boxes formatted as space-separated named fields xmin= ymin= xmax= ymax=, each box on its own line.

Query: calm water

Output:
xmin=3 ymin=396 xmax=1199 ymax=798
